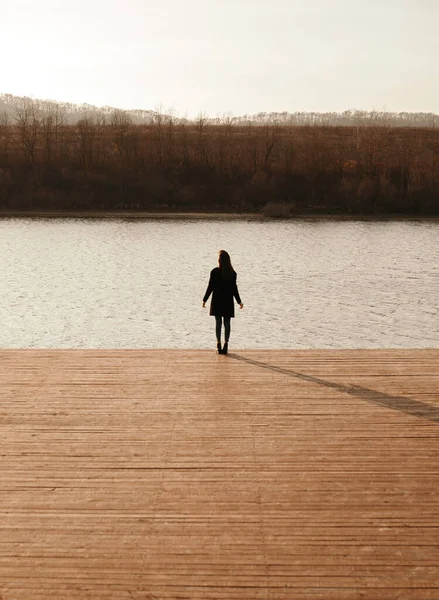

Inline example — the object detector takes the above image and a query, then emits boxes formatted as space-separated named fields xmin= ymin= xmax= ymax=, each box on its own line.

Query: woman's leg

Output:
xmin=215 ymin=316 xmax=222 ymax=342
xmin=224 ymin=317 xmax=231 ymax=342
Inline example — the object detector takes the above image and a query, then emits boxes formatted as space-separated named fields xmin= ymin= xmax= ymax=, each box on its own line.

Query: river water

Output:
xmin=0 ymin=218 xmax=437 ymax=349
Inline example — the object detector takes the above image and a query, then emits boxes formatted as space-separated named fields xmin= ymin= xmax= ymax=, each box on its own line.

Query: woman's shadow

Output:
xmin=228 ymin=353 xmax=439 ymax=424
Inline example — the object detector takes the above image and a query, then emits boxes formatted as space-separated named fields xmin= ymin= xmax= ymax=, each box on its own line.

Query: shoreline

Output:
xmin=0 ymin=211 xmax=262 ymax=220
xmin=0 ymin=210 xmax=438 ymax=221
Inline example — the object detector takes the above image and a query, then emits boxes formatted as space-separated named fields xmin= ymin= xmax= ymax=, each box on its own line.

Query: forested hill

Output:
xmin=0 ymin=93 xmax=155 ymax=125
xmin=0 ymin=93 xmax=438 ymax=217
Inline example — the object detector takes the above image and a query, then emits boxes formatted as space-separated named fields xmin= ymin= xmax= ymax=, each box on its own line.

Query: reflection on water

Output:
xmin=0 ymin=218 xmax=437 ymax=348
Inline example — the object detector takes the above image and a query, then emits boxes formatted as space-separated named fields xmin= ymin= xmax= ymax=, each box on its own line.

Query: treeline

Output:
xmin=0 ymin=98 xmax=438 ymax=215
xmin=0 ymin=93 xmax=155 ymax=125
xmin=2 ymin=93 xmax=438 ymax=128
xmin=233 ymin=110 xmax=439 ymax=129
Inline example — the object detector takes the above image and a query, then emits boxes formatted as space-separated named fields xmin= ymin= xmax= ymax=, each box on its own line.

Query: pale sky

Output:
xmin=2 ymin=0 xmax=438 ymax=117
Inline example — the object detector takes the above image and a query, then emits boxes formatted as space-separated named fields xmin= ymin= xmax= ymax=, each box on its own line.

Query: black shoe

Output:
xmin=222 ymin=342 xmax=228 ymax=355
xmin=216 ymin=342 xmax=223 ymax=354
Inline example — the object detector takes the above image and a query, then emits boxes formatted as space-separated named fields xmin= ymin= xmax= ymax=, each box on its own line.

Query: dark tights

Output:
xmin=215 ymin=316 xmax=231 ymax=343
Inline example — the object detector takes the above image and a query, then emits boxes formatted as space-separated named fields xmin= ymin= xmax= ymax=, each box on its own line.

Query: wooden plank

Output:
xmin=0 ymin=350 xmax=438 ymax=599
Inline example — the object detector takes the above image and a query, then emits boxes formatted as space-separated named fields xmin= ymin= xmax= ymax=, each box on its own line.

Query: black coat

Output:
xmin=203 ymin=268 xmax=242 ymax=318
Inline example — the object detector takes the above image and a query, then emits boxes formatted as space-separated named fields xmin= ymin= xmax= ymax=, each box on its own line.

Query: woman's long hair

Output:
xmin=218 ymin=250 xmax=235 ymax=280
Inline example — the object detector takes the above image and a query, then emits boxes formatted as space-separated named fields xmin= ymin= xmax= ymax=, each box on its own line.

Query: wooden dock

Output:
xmin=0 ymin=349 xmax=438 ymax=599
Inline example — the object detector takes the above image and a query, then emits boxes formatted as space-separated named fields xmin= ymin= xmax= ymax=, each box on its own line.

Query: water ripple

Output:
xmin=0 ymin=218 xmax=437 ymax=348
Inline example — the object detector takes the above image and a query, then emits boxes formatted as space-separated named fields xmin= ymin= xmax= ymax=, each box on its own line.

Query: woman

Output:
xmin=203 ymin=250 xmax=243 ymax=354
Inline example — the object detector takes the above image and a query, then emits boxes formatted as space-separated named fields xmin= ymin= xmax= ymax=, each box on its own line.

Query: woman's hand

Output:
xmin=239 ymin=303 xmax=244 ymax=309
xmin=202 ymin=302 xmax=206 ymax=308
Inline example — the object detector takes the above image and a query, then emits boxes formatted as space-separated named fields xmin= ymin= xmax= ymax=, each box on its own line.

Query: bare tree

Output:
xmin=110 ymin=109 xmax=132 ymax=160
xmin=76 ymin=117 xmax=97 ymax=171
xmin=41 ymin=102 xmax=66 ymax=162
xmin=195 ymin=112 xmax=209 ymax=165
xmin=0 ymin=111 xmax=11 ymax=162
xmin=14 ymin=97 xmax=40 ymax=169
